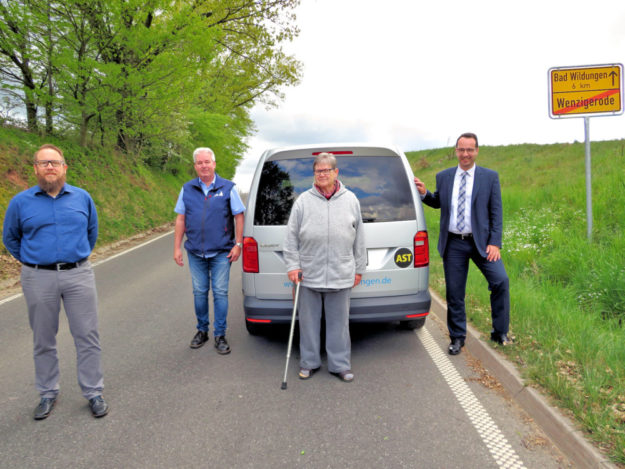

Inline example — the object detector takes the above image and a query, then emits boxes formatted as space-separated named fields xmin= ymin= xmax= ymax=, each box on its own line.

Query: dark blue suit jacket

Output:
xmin=423 ymin=166 xmax=503 ymax=259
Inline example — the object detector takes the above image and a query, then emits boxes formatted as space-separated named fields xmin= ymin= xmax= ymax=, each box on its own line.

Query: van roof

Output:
xmin=262 ymin=143 xmax=404 ymax=160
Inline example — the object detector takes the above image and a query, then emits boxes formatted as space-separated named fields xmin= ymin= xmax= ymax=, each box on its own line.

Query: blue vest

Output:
xmin=182 ymin=175 xmax=235 ymax=256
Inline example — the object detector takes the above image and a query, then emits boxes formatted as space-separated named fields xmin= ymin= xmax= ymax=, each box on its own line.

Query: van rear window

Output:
xmin=253 ymin=156 xmax=416 ymax=226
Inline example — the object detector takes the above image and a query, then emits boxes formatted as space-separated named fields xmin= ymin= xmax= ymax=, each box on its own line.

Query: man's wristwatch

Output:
xmin=236 ymin=242 xmax=243 ymax=248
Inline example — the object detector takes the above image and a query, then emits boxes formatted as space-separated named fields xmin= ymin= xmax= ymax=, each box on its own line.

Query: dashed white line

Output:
xmin=419 ymin=327 xmax=527 ymax=469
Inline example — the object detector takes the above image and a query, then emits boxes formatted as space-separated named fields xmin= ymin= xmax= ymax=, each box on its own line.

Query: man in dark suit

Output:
xmin=414 ymin=132 xmax=511 ymax=355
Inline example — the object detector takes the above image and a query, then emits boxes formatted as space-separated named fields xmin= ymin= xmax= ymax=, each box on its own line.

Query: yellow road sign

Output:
xmin=549 ymin=64 xmax=623 ymax=118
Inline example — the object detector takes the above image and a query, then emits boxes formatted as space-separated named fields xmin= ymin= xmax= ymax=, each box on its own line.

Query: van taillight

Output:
xmin=243 ymin=237 xmax=259 ymax=273
xmin=414 ymin=231 xmax=429 ymax=267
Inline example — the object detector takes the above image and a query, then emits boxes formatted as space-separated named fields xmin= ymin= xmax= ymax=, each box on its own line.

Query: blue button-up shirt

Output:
xmin=3 ymin=184 xmax=98 ymax=264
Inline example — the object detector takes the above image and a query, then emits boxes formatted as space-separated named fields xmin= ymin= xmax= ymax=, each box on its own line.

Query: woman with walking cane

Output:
xmin=283 ymin=152 xmax=366 ymax=382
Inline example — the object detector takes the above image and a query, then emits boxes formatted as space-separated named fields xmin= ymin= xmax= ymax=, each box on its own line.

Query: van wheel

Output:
xmin=400 ymin=318 xmax=426 ymax=330
xmin=245 ymin=321 xmax=264 ymax=335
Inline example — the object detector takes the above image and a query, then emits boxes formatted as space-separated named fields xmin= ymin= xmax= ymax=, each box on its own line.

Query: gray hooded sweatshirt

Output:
xmin=283 ymin=181 xmax=366 ymax=290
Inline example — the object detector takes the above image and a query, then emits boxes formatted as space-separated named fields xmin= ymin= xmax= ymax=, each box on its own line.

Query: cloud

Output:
xmin=250 ymin=110 xmax=371 ymax=146
xmin=235 ymin=0 xmax=625 ymax=190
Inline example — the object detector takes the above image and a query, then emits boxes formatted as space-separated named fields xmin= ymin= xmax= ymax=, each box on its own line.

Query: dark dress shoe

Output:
xmin=214 ymin=336 xmax=231 ymax=355
xmin=190 ymin=330 xmax=208 ymax=349
xmin=34 ymin=397 xmax=57 ymax=420
xmin=89 ymin=396 xmax=109 ymax=418
xmin=448 ymin=338 xmax=465 ymax=355
xmin=490 ymin=332 xmax=514 ymax=346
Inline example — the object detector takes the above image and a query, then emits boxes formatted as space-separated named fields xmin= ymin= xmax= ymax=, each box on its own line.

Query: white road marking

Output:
xmin=90 ymin=230 xmax=173 ymax=266
xmin=0 ymin=293 xmax=22 ymax=306
xmin=0 ymin=230 xmax=174 ymax=306
xmin=419 ymin=327 xmax=527 ymax=469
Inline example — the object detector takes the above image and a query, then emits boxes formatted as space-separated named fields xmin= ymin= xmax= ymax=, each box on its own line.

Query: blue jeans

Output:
xmin=187 ymin=251 xmax=231 ymax=337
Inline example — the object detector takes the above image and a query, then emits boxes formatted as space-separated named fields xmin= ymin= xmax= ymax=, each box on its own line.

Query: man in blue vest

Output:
xmin=173 ymin=148 xmax=245 ymax=353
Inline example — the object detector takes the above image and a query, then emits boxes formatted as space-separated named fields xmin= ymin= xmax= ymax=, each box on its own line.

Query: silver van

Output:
xmin=241 ymin=143 xmax=431 ymax=334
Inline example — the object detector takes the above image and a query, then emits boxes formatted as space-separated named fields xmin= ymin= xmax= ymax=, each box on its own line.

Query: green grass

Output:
xmin=407 ymin=139 xmax=625 ymax=465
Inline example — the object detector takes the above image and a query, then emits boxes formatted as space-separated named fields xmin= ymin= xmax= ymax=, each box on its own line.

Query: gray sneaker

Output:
xmin=331 ymin=370 xmax=354 ymax=382
xmin=298 ymin=367 xmax=320 ymax=380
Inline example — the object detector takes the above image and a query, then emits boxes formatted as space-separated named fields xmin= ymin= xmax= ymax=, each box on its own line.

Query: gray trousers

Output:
xmin=21 ymin=263 xmax=103 ymax=400
xmin=298 ymin=286 xmax=351 ymax=373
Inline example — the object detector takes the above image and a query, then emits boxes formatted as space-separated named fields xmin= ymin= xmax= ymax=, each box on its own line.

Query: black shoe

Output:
xmin=34 ymin=397 xmax=57 ymax=420
xmin=490 ymin=332 xmax=514 ymax=346
xmin=89 ymin=396 xmax=109 ymax=418
xmin=448 ymin=338 xmax=465 ymax=355
xmin=190 ymin=331 xmax=208 ymax=349
xmin=214 ymin=335 xmax=231 ymax=355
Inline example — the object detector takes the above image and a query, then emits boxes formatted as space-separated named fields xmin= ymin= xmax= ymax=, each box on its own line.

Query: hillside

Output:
xmin=406 ymin=139 xmax=625 ymax=465
xmin=0 ymin=126 xmax=198 ymax=282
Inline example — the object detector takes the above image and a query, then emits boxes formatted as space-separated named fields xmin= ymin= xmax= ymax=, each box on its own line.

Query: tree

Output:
xmin=0 ymin=0 xmax=302 ymax=170
xmin=185 ymin=0 xmax=302 ymax=168
xmin=0 ymin=0 xmax=46 ymax=131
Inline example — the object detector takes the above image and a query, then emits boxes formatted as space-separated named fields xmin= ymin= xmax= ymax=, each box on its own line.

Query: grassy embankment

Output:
xmin=406 ymin=139 xmax=625 ymax=465
xmin=0 ymin=126 xmax=197 ymax=280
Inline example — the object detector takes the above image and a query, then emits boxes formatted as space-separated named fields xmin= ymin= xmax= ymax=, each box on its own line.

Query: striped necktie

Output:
xmin=456 ymin=171 xmax=468 ymax=232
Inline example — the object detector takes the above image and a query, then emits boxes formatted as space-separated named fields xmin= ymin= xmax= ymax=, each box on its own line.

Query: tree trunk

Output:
xmin=79 ymin=111 xmax=96 ymax=147
xmin=25 ymin=92 xmax=38 ymax=132
xmin=45 ymin=4 xmax=54 ymax=136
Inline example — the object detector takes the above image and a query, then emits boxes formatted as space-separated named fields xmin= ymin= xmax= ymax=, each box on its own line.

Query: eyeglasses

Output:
xmin=314 ymin=168 xmax=336 ymax=175
xmin=35 ymin=160 xmax=65 ymax=167
xmin=456 ymin=148 xmax=476 ymax=154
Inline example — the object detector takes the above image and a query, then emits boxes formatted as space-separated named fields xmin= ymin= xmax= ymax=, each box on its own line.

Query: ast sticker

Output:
xmin=394 ymin=248 xmax=412 ymax=268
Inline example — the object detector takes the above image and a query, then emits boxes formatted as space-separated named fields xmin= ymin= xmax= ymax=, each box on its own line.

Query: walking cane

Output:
xmin=281 ymin=272 xmax=302 ymax=390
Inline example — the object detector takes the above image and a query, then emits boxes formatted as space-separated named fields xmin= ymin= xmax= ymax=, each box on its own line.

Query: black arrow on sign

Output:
xmin=609 ymin=70 xmax=617 ymax=86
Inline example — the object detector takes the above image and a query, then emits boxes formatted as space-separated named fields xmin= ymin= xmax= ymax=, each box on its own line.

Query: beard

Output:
xmin=37 ymin=172 xmax=66 ymax=195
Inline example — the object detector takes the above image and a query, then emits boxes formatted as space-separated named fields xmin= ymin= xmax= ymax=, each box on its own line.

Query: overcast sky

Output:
xmin=233 ymin=0 xmax=625 ymax=191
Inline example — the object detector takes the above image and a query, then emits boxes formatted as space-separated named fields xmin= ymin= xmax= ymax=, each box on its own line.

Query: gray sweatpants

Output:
xmin=21 ymin=262 xmax=103 ymax=400
xmin=298 ymin=286 xmax=351 ymax=373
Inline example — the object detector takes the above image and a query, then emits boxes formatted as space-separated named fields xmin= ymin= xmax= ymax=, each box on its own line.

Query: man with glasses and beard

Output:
xmin=3 ymin=144 xmax=108 ymax=420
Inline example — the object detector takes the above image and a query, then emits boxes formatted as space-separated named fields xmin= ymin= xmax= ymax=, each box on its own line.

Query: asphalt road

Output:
xmin=0 ymin=232 xmax=571 ymax=469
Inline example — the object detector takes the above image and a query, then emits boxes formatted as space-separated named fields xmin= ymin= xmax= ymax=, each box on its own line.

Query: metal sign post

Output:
xmin=584 ymin=117 xmax=592 ymax=241
xmin=548 ymin=63 xmax=624 ymax=241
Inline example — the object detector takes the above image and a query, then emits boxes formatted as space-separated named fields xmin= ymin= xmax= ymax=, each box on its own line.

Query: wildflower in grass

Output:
xmin=504 ymin=207 xmax=560 ymax=254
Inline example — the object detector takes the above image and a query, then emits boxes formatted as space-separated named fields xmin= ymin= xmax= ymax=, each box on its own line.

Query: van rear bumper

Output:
xmin=243 ymin=291 xmax=432 ymax=325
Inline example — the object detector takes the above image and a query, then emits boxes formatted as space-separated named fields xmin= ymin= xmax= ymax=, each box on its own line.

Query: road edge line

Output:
xmin=0 ymin=230 xmax=174 ymax=306
xmin=428 ymin=288 xmax=616 ymax=469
